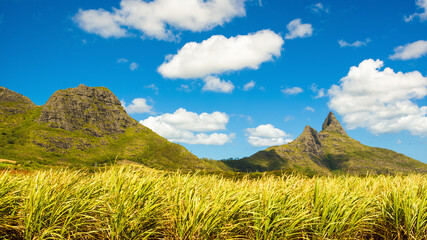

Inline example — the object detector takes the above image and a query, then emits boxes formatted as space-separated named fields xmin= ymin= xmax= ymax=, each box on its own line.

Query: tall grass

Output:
xmin=1 ymin=166 xmax=427 ymax=239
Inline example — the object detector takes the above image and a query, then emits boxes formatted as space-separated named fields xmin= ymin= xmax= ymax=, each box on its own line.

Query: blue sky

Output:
xmin=1 ymin=0 xmax=427 ymax=162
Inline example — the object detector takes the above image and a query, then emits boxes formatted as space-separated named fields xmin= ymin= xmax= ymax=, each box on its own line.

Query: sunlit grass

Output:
xmin=1 ymin=166 xmax=427 ymax=239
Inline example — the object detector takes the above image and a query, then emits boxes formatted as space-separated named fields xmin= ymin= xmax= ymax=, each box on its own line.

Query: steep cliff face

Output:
xmin=224 ymin=112 xmax=427 ymax=175
xmin=38 ymin=84 xmax=138 ymax=136
xmin=293 ymin=125 xmax=324 ymax=157
xmin=0 ymin=85 xmax=223 ymax=172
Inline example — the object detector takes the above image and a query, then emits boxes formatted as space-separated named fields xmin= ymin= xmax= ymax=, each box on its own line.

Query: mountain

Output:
xmin=223 ymin=112 xmax=427 ymax=175
xmin=0 ymin=85 xmax=224 ymax=171
xmin=2 ymin=86 xmax=425 ymax=175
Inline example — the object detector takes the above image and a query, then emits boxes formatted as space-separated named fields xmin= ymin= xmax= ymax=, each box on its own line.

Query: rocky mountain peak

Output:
xmin=302 ymin=125 xmax=317 ymax=135
xmin=37 ymin=85 xmax=138 ymax=136
xmin=294 ymin=125 xmax=323 ymax=156
xmin=321 ymin=112 xmax=347 ymax=135
xmin=0 ymin=87 xmax=36 ymax=114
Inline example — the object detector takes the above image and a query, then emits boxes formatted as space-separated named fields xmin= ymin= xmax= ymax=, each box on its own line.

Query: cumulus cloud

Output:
xmin=405 ymin=0 xmax=427 ymax=22
xmin=74 ymin=9 xmax=128 ymax=38
xmin=202 ymin=76 xmax=234 ymax=93
xmin=130 ymin=62 xmax=139 ymax=71
xmin=74 ymin=0 xmax=247 ymax=40
xmin=285 ymin=19 xmax=313 ymax=40
xmin=389 ymin=40 xmax=427 ymax=60
xmin=143 ymin=108 xmax=228 ymax=131
xmin=311 ymin=83 xmax=326 ymax=98
xmin=338 ymin=38 xmax=370 ymax=48
xmin=243 ymin=80 xmax=255 ymax=91
xmin=281 ymin=87 xmax=303 ymax=95
xmin=245 ymin=124 xmax=292 ymax=146
xmin=158 ymin=29 xmax=284 ymax=79
xmin=328 ymin=59 xmax=427 ymax=136
xmin=308 ymin=3 xmax=329 ymax=14
xmin=140 ymin=108 xmax=233 ymax=145
xmin=121 ymin=98 xmax=153 ymax=114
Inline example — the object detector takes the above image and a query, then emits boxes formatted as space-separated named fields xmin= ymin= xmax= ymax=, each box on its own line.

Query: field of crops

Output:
xmin=1 ymin=166 xmax=427 ymax=239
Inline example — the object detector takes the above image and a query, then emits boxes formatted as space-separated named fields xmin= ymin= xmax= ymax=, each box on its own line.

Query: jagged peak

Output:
xmin=302 ymin=125 xmax=316 ymax=134
xmin=322 ymin=112 xmax=347 ymax=135
xmin=296 ymin=125 xmax=321 ymax=145
xmin=291 ymin=124 xmax=324 ymax=157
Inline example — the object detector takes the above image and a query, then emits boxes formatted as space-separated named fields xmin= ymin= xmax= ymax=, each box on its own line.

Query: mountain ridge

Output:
xmin=1 ymin=85 xmax=426 ymax=175
xmin=0 ymin=85 xmax=225 ymax=171
xmin=223 ymin=112 xmax=427 ymax=175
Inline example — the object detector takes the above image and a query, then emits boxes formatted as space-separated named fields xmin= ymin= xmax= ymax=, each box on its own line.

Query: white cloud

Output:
xmin=338 ymin=38 xmax=370 ymax=48
xmin=311 ymin=83 xmax=326 ymax=98
xmin=121 ymin=98 xmax=153 ymax=114
xmin=130 ymin=62 xmax=139 ymax=71
xmin=305 ymin=106 xmax=315 ymax=112
xmin=74 ymin=0 xmax=247 ymax=40
xmin=316 ymin=89 xmax=325 ymax=98
xmin=117 ymin=58 xmax=129 ymax=63
xmin=308 ymin=3 xmax=329 ymax=14
xmin=285 ymin=19 xmax=313 ymax=40
xmin=117 ymin=58 xmax=140 ymax=71
xmin=243 ymin=80 xmax=255 ymax=91
xmin=245 ymin=124 xmax=292 ymax=146
xmin=74 ymin=9 xmax=128 ymax=38
xmin=140 ymin=108 xmax=233 ymax=145
xmin=143 ymin=108 xmax=228 ymax=131
xmin=247 ymin=136 xmax=291 ymax=147
xmin=389 ymin=40 xmax=427 ymax=60
xmin=158 ymin=29 xmax=284 ymax=79
xmin=405 ymin=0 xmax=427 ymax=22
xmin=328 ymin=59 xmax=427 ymax=136
xmin=202 ymin=76 xmax=234 ymax=93
xmin=281 ymin=87 xmax=303 ymax=95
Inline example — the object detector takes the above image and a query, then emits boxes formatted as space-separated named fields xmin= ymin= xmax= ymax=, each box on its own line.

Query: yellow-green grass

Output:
xmin=1 ymin=166 xmax=427 ymax=239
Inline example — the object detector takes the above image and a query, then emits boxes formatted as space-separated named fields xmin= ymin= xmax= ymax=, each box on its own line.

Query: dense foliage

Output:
xmin=1 ymin=166 xmax=427 ymax=239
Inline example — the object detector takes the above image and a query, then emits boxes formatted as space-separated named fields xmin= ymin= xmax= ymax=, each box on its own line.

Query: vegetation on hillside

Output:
xmin=0 ymin=86 xmax=224 ymax=172
xmin=224 ymin=113 xmax=427 ymax=175
xmin=1 ymin=165 xmax=427 ymax=239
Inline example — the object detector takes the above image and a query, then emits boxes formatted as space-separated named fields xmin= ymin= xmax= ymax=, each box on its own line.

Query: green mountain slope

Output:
xmin=223 ymin=112 xmax=427 ymax=175
xmin=0 ymin=85 xmax=224 ymax=171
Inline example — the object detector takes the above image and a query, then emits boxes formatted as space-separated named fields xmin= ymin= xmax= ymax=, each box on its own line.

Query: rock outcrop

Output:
xmin=294 ymin=125 xmax=323 ymax=156
xmin=0 ymin=87 xmax=36 ymax=115
xmin=322 ymin=112 xmax=347 ymax=135
xmin=38 ymin=84 xmax=138 ymax=136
